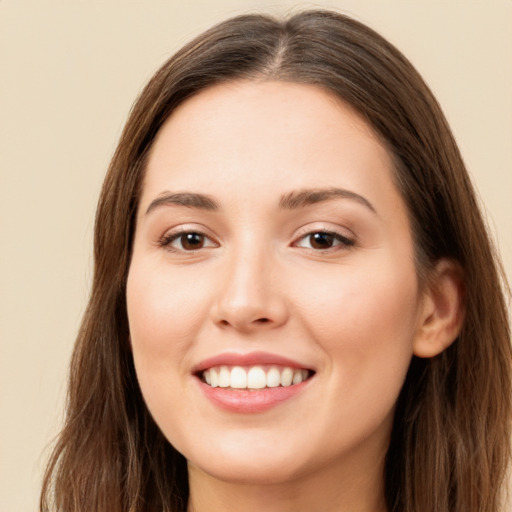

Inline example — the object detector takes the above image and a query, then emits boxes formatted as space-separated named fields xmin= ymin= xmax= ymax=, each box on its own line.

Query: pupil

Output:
xmin=311 ymin=232 xmax=334 ymax=249
xmin=182 ymin=233 xmax=203 ymax=250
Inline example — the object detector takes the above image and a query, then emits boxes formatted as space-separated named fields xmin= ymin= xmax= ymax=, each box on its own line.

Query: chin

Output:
xmin=183 ymin=434 xmax=311 ymax=485
xmin=188 ymin=457 xmax=305 ymax=486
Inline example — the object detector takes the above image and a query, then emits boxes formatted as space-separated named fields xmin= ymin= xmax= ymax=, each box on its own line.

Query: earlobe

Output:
xmin=413 ymin=259 xmax=465 ymax=358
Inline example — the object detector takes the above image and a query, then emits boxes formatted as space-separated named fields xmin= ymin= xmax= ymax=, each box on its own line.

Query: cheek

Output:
xmin=126 ymin=259 xmax=215 ymax=425
xmin=293 ymin=258 xmax=419 ymax=407
xmin=296 ymin=258 xmax=419 ymax=339
xmin=126 ymin=260 xmax=212 ymax=359
xmin=126 ymin=260 xmax=213 ymax=437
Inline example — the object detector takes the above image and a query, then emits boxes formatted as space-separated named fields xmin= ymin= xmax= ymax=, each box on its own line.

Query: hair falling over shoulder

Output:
xmin=40 ymin=10 xmax=511 ymax=512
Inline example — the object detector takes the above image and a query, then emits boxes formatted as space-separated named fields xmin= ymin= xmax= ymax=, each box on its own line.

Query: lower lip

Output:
xmin=197 ymin=378 xmax=311 ymax=413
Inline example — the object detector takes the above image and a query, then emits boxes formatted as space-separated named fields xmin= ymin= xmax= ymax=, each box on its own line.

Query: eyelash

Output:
xmin=158 ymin=229 xmax=217 ymax=252
xmin=158 ymin=227 xmax=355 ymax=254
xmin=293 ymin=230 xmax=355 ymax=251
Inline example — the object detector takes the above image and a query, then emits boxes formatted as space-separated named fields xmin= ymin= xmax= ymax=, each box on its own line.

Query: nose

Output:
xmin=211 ymin=246 xmax=289 ymax=333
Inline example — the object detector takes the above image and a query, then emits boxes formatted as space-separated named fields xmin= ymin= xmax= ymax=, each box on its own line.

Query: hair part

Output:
xmin=41 ymin=10 xmax=511 ymax=512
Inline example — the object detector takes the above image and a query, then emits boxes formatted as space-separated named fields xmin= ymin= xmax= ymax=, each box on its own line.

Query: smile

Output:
xmin=202 ymin=365 xmax=312 ymax=390
xmin=193 ymin=352 xmax=315 ymax=412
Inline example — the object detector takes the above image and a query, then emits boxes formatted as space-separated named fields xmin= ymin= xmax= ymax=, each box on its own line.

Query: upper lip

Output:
xmin=192 ymin=351 xmax=314 ymax=374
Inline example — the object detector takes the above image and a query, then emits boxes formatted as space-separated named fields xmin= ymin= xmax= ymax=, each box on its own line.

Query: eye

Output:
xmin=160 ymin=231 xmax=218 ymax=252
xmin=294 ymin=231 xmax=354 ymax=250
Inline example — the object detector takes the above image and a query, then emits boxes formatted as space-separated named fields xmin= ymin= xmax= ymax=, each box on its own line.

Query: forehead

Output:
xmin=141 ymin=80 xmax=405 ymax=225
xmin=148 ymin=80 xmax=382 ymax=167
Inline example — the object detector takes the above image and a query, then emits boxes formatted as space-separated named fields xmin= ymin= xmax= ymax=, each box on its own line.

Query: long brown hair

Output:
xmin=41 ymin=10 xmax=511 ymax=512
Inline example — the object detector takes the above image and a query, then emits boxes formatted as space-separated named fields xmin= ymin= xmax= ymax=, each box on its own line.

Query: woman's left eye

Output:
xmin=160 ymin=231 xmax=218 ymax=252
xmin=294 ymin=231 xmax=354 ymax=250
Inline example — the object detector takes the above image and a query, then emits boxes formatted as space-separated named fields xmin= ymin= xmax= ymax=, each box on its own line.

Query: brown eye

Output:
xmin=309 ymin=232 xmax=335 ymax=249
xmin=160 ymin=230 xmax=217 ymax=252
xmin=295 ymin=231 xmax=354 ymax=251
xmin=179 ymin=232 xmax=205 ymax=250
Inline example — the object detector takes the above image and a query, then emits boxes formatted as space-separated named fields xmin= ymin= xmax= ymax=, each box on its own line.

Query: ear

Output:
xmin=413 ymin=259 xmax=465 ymax=358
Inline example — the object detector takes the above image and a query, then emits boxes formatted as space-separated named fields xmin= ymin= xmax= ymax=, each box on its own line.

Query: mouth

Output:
xmin=198 ymin=365 xmax=314 ymax=390
xmin=192 ymin=352 xmax=316 ymax=409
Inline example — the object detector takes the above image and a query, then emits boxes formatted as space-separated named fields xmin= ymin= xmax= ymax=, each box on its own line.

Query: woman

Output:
xmin=40 ymin=10 xmax=511 ymax=512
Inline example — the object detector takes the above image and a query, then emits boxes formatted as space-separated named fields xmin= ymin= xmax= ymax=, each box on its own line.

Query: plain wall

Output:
xmin=1 ymin=1 xmax=511 ymax=510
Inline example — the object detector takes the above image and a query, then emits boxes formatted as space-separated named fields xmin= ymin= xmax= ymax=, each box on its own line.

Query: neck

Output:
xmin=186 ymin=449 xmax=388 ymax=512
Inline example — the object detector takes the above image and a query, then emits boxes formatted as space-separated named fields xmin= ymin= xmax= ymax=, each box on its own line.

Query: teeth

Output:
xmin=210 ymin=368 xmax=218 ymax=388
xmin=266 ymin=367 xmax=281 ymax=388
xmin=247 ymin=366 xmax=266 ymax=389
xmin=218 ymin=366 xmax=230 ymax=388
xmin=230 ymin=366 xmax=247 ymax=389
xmin=280 ymin=367 xmax=293 ymax=386
xmin=202 ymin=365 xmax=311 ymax=389
xmin=292 ymin=370 xmax=303 ymax=385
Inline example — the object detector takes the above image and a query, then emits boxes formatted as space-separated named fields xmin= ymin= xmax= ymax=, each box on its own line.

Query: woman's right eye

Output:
xmin=160 ymin=231 xmax=217 ymax=252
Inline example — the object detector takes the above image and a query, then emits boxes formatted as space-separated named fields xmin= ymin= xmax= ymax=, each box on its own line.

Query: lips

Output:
xmin=193 ymin=351 xmax=315 ymax=413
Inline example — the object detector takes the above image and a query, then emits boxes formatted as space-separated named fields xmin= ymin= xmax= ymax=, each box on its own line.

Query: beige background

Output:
xmin=1 ymin=1 xmax=511 ymax=511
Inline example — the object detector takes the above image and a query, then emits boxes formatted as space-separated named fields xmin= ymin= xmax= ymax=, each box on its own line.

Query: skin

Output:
xmin=126 ymin=81 xmax=460 ymax=512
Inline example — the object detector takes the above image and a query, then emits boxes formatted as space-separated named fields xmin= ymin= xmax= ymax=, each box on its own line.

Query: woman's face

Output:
xmin=127 ymin=81 xmax=426 ymax=485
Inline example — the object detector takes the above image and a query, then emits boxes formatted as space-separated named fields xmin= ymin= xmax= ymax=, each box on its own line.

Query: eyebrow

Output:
xmin=145 ymin=187 xmax=376 ymax=215
xmin=146 ymin=192 xmax=220 ymax=214
xmin=279 ymin=187 xmax=376 ymax=213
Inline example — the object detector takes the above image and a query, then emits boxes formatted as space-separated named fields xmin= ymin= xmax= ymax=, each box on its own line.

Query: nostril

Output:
xmin=217 ymin=318 xmax=269 ymax=327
